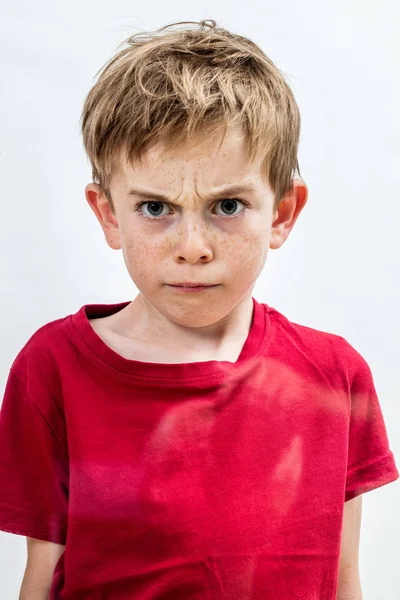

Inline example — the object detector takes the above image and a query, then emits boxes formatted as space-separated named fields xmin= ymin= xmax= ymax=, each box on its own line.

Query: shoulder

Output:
xmin=10 ymin=313 xmax=71 ymax=381
xmin=266 ymin=303 xmax=344 ymax=345
xmin=7 ymin=312 xmax=74 ymax=425
xmin=2 ymin=314 xmax=72 ymax=459
xmin=264 ymin=303 xmax=347 ymax=367
xmin=264 ymin=304 xmax=375 ymax=396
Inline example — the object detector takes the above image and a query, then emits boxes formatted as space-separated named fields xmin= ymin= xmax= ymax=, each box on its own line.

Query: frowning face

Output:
xmin=85 ymin=125 xmax=307 ymax=330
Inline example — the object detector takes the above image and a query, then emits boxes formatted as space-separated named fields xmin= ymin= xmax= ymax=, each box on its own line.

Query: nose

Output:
xmin=173 ymin=218 xmax=213 ymax=264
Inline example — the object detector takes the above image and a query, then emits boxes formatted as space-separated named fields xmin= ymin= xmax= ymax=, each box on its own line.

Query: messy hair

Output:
xmin=80 ymin=19 xmax=302 ymax=212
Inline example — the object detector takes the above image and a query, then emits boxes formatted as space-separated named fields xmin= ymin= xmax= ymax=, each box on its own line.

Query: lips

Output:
xmin=169 ymin=283 xmax=216 ymax=288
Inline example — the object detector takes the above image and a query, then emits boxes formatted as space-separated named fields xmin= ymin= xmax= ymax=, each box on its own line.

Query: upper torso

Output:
xmin=52 ymin=298 xmax=347 ymax=599
xmin=1 ymin=296 xmax=397 ymax=599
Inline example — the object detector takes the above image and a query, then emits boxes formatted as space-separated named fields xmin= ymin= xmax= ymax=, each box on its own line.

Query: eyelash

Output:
xmin=134 ymin=198 xmax=251 ymax=221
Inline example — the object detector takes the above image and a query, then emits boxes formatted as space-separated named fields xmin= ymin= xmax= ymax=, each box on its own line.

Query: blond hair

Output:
xmin=80 ymin=19 xmax=302 ymax=212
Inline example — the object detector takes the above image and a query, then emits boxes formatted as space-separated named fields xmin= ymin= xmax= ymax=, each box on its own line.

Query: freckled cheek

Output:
xmin=121 ymin=236 xmax=164 ymax=282
xmin=221 ymin=230 xmax=268 ymax=276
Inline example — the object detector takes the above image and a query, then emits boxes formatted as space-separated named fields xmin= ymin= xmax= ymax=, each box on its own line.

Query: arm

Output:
xmin=19 ymin=537 xmax=65 ymax=600
xmin=336 ymin=495 xmax=363 ymax=600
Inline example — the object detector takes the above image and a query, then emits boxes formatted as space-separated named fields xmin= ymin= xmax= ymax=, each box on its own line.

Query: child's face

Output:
xmin=85 ymin=125 xmax=307 ymax=325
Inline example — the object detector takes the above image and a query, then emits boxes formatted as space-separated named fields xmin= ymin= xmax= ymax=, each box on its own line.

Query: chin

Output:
xmin=151 ymin=295 xmax=229 ymax=328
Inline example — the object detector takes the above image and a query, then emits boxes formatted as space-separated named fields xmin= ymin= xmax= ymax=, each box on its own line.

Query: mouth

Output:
xmin=168 ymin=283 xmax=218 ymax=288
xmin=167 ymin=283 xmax=219 ymax=291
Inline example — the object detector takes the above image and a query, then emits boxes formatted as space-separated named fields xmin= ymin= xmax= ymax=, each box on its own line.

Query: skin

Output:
xmin=85 ymin=125 xmax=308 ymax=360
xmin=20 ymin=537 xmax=65 ymax=599
xmin=336 ymin=495 xmax=363 ymax=599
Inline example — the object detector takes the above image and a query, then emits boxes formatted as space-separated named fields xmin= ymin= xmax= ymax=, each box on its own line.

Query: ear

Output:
xmin=85 ymin=183 xmax=121 ymax=250
xmin=269 ymin=179 xmax=308 ymax=250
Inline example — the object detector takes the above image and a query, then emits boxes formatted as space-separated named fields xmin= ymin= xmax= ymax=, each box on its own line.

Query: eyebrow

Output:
xmin=126 ymin=184 xmax=256 ymax=202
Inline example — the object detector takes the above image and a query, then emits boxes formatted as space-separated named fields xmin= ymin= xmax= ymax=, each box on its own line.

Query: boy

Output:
xmin=0 ymin=18 xmax=398 ymax=600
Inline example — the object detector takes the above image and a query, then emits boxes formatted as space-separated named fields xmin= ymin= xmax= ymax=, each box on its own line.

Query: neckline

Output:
xmin=69 ymin=296 xmax=269 ymax=384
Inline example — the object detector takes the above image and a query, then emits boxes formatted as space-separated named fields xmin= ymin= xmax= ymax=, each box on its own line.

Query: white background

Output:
xmin=0 ymin=1 xmax=399 ymax=598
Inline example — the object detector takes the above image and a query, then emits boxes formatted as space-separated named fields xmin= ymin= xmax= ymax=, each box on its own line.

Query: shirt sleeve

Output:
xmin=343 ymin=338 xmax=399 ymax=501
xmin=0 ymin=369 xmax=69 ymax=543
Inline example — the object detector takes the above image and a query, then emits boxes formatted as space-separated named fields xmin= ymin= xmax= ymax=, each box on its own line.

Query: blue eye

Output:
xmin=135 ymin=198 xmax=249 ymax=220
xmin=139 ymin=201 xmax=167 ymax=218
xmin=215 ymin=198 xmax=243 ymax=216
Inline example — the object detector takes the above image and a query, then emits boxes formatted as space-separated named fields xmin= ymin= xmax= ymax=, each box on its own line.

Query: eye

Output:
xmin=135 ymin=198 xmax=249 ymax=220
xmin=214 ymin=198 xmax=248 ymax=217
xmin=136 ymin=201 xmax=169 ymax=218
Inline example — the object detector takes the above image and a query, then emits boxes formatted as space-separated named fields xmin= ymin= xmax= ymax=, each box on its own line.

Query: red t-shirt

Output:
xmin=0 ymin=297 xmax=398 ymax=599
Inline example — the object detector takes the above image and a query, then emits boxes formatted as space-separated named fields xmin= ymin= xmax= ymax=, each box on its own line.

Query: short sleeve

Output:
xmin=0 ymin=369 xmax=69 ymax=543
xmin=343 ymin=338 xmax=399 ymax=501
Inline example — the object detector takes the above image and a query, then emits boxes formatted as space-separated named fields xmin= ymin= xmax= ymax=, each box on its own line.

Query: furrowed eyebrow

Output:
xmin=127 ymin=184 xmax=256 ymax=202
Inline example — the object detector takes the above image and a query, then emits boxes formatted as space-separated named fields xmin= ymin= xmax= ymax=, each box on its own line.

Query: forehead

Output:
xmin=113 ymin=127 xmax=267 ymax=191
